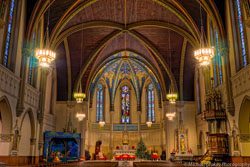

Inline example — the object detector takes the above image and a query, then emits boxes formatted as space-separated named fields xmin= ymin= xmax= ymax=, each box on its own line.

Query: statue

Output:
xmin=11 ymin=120 xmax=20 ymax=152
xmin=180 ymin=135 xmax=186 ymax=153
xmin=232 ymin=120 xmax=239 ymax=151
xmin=94 ymin=140 xmax=102 ymax=160
xmin=232 ymin=130 xmax=239 ymax=151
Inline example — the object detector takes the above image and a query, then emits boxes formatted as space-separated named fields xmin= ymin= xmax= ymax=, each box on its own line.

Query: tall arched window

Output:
xmin=121 ymin=85 xmax=130 ymax=123
xmin=234 ymin=0 xmax=248 ymax=67
xmin=28 ymin=32 xmax=38 ymax=86
xmin=147 ymin=83 xmax=155 ymax=122
xmin=3 ymin=0 xmax=15 ymax=67
xmin=96 ymin=84 xmax=104 ymax=122
xmin=215 ymin=31 xmax=223 ymax=85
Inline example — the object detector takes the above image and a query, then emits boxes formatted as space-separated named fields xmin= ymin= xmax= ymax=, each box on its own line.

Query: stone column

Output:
xmin=162 ymin=100 xmax=170 ymax=159
xmin=38 ymin=68 xmax=49 ymax=156
xmin=137 ymin=102 xmax=142 ymax=139
xmin=30 ymin=138 xmax=36 ymax=164
xmin=137 ymin=111 xmax=141 ymax=140
xmin=80 ymin=100 xmax=88 ymax=158
xmin=109 ymin=105 xmax=114 ymax=155
xmin=16 ymin=47 xmax=29 ymax=117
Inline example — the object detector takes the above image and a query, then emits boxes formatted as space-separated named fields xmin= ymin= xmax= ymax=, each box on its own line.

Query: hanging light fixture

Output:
xmin=123 ymin=0 xmax=128 ymax=58
xmin=74 ymin=17 xmax=85 ymax=104
xmin=73 ymin=84 xmax=86 ymax=103
xmin=166 ymin=24 xmax=178 ymax=104
xmin=99 ymin=120 xmax=105 ymax=127
xmin=166 ymin=112 xmax=176 ymax=121
xmin=35 ymin=0 xmax=56 ymax=67
xmin=146 ymin=121 xmax=152 ymax=127
xmin=76 ymin=112 xmax=86 ymax=121
xmin=166 ymin=85 xmax=178 ymax=104
xmin=193 ymin=2 xmax=214 ymax=66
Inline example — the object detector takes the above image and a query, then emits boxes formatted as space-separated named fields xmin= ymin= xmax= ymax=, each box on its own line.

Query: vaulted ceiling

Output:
xmin=27 ymin=0 xmax=225 ymax=101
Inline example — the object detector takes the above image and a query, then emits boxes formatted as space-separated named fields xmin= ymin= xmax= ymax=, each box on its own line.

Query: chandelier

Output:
xmin=76 ymin=112 xmax=86 ymax=121
xmin=166 ymin=92 xmax=178 ymax=104
xmin=146 ymin=121 xmax=152 ymax=127
xmin=35 ymin=1 xmax=56 ymax=67
xmin=99 ymin=121 xmax=105 ymax=127
xmin=166 ymin=85 xmax=178 ymax=104
xmin=166 ymin=112 xmax=176 ymax=121
xmin=194 ymin=48 xmax=214 ymax=66
xmin=35 ymin=49 xmax=56 ymax=67
xmin=73 ymin=90 xmax=86 ymax=103
xmin=194 ymin=2 xmax=214 ymax=66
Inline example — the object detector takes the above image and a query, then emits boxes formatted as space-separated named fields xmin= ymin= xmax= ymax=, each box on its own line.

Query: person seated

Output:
xmin=85 ymin=150 xmax=91 ymax=160
xmin=160 ymin=150 xmax=166 ymax=160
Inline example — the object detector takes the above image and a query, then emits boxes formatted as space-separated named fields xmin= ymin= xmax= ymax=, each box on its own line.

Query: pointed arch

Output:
xmin=0 ymin=96 xmax=13 ymax=134
xmin=20 ymin=108 xmax=36 ymax=139
xmin=239 ymin=96 xmax=250 ymax=134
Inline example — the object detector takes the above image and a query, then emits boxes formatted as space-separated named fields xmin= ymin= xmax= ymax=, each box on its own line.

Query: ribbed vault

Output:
xmin=26 ymin=0 xmax=226 ymax=102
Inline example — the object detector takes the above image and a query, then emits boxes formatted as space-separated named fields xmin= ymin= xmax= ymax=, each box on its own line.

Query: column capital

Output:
xmin=67 ymin=101 xmax=76 ymax=108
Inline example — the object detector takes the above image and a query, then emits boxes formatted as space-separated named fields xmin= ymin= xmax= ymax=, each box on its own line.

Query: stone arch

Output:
xmin=0 ymin=96 xmax=13 ymax=134
xmin=18 ymin=109 xmax=36 ymax=156
xmin=238 ymin=96 xmax=250 ymax=134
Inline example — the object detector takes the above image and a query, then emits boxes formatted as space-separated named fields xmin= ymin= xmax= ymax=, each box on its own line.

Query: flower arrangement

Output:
xmin=201 ymin=156 xmax=212 ymax=166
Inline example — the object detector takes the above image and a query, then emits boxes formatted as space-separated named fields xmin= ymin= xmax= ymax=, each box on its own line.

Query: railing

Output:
xmin=0 ymin=65 xmax=20 ymax=98
xmin=231 ymin=64 xmax=250 ymax=97
xmin=90 ymin=123 xmax=161 ymax=131
xmin=204 ymin=109 xmax=226 ymax=120
xmin=0 ymin=134 xmax=13 ymax=142
xmin=24 ymin=84 xmax=40 ymax=108
xmin=239 ymin=133 xmax=250 ymax=142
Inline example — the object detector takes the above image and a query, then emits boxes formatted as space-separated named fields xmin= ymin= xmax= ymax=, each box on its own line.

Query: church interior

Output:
xmin=0 ymin=0 xmax=250 ymax=166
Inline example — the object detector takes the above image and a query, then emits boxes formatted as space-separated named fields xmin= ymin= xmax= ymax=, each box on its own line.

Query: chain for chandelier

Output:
xmin=35 ymin=0 xmax=56 ymax=67
xmin=193 ymin=1 xmax=214 ymax=66
xmin=74 ymin=20 xmax=86 ymax=104
xmin=166 ymin=15 xmax=177 ymax=120
xmin=166 ymin=20 xmax=177 ymax=105
xmin=124 ymin=0 xmax=128 ymax=58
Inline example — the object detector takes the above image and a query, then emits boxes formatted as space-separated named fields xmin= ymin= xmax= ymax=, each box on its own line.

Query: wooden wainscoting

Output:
xmin=0 ymin=156 xmax=40 ymax=165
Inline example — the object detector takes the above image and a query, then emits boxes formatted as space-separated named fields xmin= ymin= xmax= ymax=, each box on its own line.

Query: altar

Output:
xmin=113 ymin=123 xmax=136 ymax=161
xmin=113 ymin=145 xmax=136 ymax=161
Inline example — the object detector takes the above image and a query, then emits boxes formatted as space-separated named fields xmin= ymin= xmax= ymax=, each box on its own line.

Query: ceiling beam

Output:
xmin=47 ymin=0 xmax=200 ymax=46
xmin=63 ymin=38 xmax=72 ymax=100
xmin=73 ymin=30 xmax=123 ymax=93
xmin=128 ymin=30 xmax=178 ymax=94
xmin=51 ymin=21 xmax=124 ymax=49
xmin=52 ymin=20 xmax=199 ymax=50
xmin=179 ymin=38 xmax=188 ymax=101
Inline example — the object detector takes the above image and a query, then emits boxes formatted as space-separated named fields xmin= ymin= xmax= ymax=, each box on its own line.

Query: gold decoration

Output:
xmin=35 ymin=49 xmax=56 ymax=67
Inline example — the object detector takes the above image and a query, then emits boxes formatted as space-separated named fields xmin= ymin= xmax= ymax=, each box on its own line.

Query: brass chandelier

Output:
xmin=35 ymin=1 xmax=56 ymax=67
xmin=194 ymin=2 xmax=214 ymax=66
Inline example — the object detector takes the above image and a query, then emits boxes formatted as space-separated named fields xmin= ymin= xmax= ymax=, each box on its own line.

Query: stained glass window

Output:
xmin=121 ymin=85 xmax=130 ymax=123
xmin=147 ymin=83 xmax=155 ymax=122
xmin=3 ymin=0 xmax=15 ymax=67
xmin=28 ymin=56 xmax=38 ymax=85
xmin=235 ymin=0 xmax=247 ymax=67
xmin=28 ymin=33 xmax=38 ymax=85
xmin=96 ymin=84 xmax=104 ymax=122
xmin=215 ymin=31 xmax=223 ymax=85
